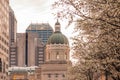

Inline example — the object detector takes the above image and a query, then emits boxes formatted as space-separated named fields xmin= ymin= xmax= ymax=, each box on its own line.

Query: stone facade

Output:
xmin=40 ymin=20 xmax=71 ymax=80
xmin=40 ymin=62 xmax=69 ymax=80
xmin=16 ymin=33 xmax=26 ymax=67
xmin=46 ymin=44 xmax=70 ymax=62
xmin=0 ymin=0 xmax=10 ymax=79
xmin=8 ymin=67 xmax=36 ymax=80
xmin=41 ymin=43 xmax=70 ymax=80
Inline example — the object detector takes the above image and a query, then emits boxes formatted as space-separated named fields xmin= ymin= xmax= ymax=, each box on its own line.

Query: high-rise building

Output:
xmin=13 ymin=32 xmax=44 ymax=67
xmin=24 ymin=32 xmax=44 ymax=66
xmin=9 ymin=23 xmax=53 ymax=67
xmin=9 ymin=7 xmax=17 ymax=67
xmin=25 ymin=23 xmax=53 ymax=66
xmin=9 ymin=7 xmax=17 ymax=44
xmin=0 ymin=0 xmax=10 ymax=79
xmin=26 ymin=23 xmax=53 ymax=44
xmin=11 ymin=32 xmax=43 ymax=67
xmin=9 ymin=33 xmax=25 ymax=67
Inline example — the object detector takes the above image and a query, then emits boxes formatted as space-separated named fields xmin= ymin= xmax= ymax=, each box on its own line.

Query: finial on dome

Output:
xmin=55 ymin=19 xmax=60 ymax=25
xmin=55 ymin=13 xmax=60 ymax=25
xmin=54 ymin=13 xmax=61 ymax=32
xmin=55 ymin=19 xmax=61 ymax=32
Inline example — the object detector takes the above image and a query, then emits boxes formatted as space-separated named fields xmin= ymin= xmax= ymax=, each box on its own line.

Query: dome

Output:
xmin=47 ymin=32 xmax=69 ymax=44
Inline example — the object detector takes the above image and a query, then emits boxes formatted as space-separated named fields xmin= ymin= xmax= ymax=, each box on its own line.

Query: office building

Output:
xmin=9 ymin=7 xmax=17 ymax=44
xmin=0 ymin=0 xmax=10 ymax=79
xmin=10 ymin=32 xmax=44 ymax=67
xmin=16 ymin=33 xmax=26 ymax=67
xmin=26 ymin=23 xmax=54 ymax=66
xmin=25 ymin=32 xmax=44 ymax=66
xmin=26 ymin=23 xmax=53 ymax=44
xmin=9 ymin=7 xmax=17 ymax=67
xmin=9 ymin=23 xmax=53 ymax=67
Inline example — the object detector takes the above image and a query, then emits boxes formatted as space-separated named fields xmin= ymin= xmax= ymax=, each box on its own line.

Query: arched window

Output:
xmin=65 ymin=53 xmax=67 ymax=59
xmin=0 ymin=58 xmax=2 ymax=72
xmin=62 ymin=74 xmax=65 ymax=77
xmin=55 ymin=73 xmax=58 ymax=77
xmin=56 ymin=52 xmax=59 ymax=59
xmin=48 ymin=53 xmax=50 ymax=60
xmin=48 ymin=73 xmax=51 ymax=78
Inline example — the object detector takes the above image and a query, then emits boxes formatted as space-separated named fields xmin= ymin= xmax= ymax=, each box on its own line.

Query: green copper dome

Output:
xmin=47 ymin=32 xmax=69 ymax=44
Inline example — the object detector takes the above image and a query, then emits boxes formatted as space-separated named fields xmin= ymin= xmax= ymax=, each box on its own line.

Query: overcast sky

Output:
xmin=10 ymin=0 xmax=56 ymax=32
xmin=10 ymin=0 xmax=74 ymax=60
xmin=10 ymin=0 xmax=74 ymax=41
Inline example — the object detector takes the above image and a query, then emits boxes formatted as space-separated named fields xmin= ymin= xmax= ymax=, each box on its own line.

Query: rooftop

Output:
xmin=26 ymin=23 xmax=53 ymax=31
xmin=8 ymin=66 xmax=38 ymax=73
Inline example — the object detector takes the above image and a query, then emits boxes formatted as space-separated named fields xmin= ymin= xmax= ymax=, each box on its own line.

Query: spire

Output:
xmin=55 ymin=19 xmax=61 ymax=32
xmin=55 ymin=19 xmax=60 ymax=25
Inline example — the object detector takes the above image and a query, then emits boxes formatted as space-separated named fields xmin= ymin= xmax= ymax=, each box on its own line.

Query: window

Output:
xmin=37 ymin=74 xmax=41 ymax=79
xmin=38 ymin=58 xmax=43 ymax=60
xmin=39 ymin=52 xmax=43 ymax=54
xmin=0 ymin=36 xmax=1 ymax=40
xmin=3 ymin=62 xmax=5 ymax=73
xmin=48 ymin=53 xmax=50 ymax=59
xmin=55 ymin=74 xmax=58 ymax=78
xmin=48 ymin=74 xmax=51 ymax=78
xmin=0 ymin=58 xmax=2 ymax=72
xmin=39 ymin=55 xmax=43 ymax=57
xmin=38 ymin=61 xmax=43 ymax=63
xmin=65 ymin=53 xmax=67 ymax=59
xmin=10 ymin=61 xmax=16 ymax=65
xmin=62 ymin=74 xmax=65 ymax=77
xmin=10 ymin=48 xmax=16 ymax=52
xmin=39 ymin=48 xmax=43 ymax=51
xmin=56 ymin=52 xmax=59 ymax=59
xmin=11 ymin=55 xmax=16 ymax=58
xmin=10 ymin=52 xmax=16 ymax=55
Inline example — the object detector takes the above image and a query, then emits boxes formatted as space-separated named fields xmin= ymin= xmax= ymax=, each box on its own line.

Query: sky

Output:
xmin=10 ymin=0 xmax=56 ymax=32
xmin=10 ymin=0 xmax=75 ymax=60
xmin=10 ymin=0 xmax=74 ymax=36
